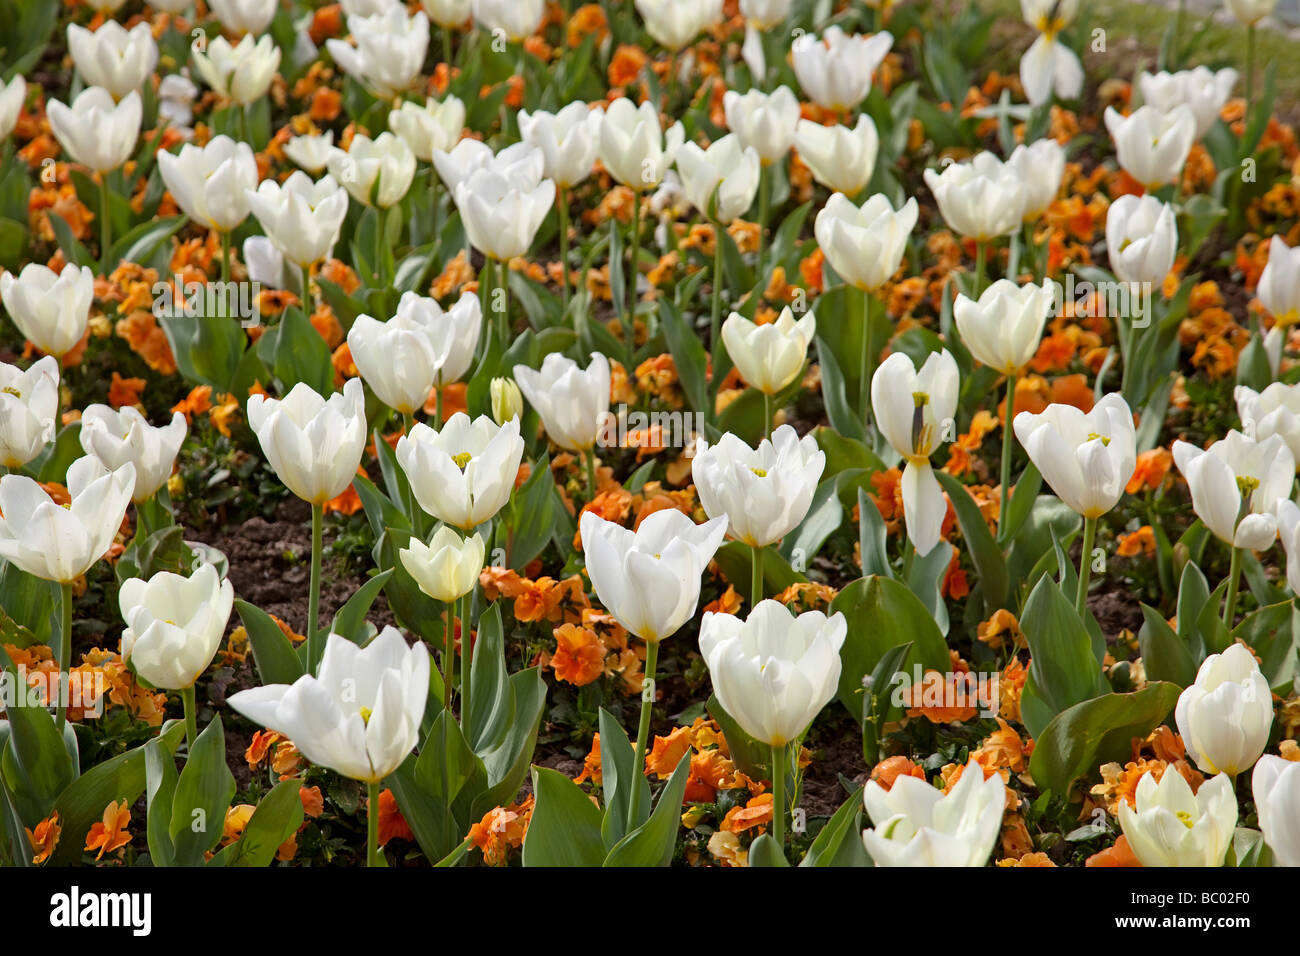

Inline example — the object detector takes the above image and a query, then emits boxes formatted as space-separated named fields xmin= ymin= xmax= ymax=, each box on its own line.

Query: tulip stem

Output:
xmin=756 ymin=166 xmax=769 ymax=282
xmin=709 ymin=228 xmax=723 ymax=405
xmin=367 ymin=781 xmax=382 ymax=867
xmin=444 ymin=598 xmax=455 ymax=709
xmin=442 ymin=26 xmax=453 ymax=67
xmin=1223 ymin=546 xmax=1243 ymax=627
xmin=220 ymin=229 xmax=231 ymax=286
xmin=997 ymin=373 xmax=1017 ymax=541
xmin=1246 ymin=25 xmax=1255 ymax=108
xmin=496 ymin=258 xmax=510 ymax=343
xmin=584 ymin=446 xmax=599 ymax=502
xmin=973 ymin=241 xmax=985 ymax=298
xmin=752 ymin=544 xmax=764 ymax=604
xmin=459 ymin=592 xmax=472 ymax=733
xmin=858 ymin=287 xmax=872 ymax=428
xmin=299 ymin=262 xmax=311 ymax=307
xmin=625 ymin=194 xmax=641 ymax=358
xmin=180 ymin=684 xmax=198 ymax=754
xmin=402 ymin=412 xmax=420 ymax=524
xmin=99 ymin=175 xmax=112 ymax=275
xmin=1075 ymin=515 xmax=1096 ymax=616
xmin=558 ymin=185 xmax=571 ymax=321
xmin=627 ymin=639 xmax=659 ymax=831
xmin=307 ymin=503 xmax=324 ymax=674
xmin=762 ymin=390 xmax=773 ymax=441
xmin=55 ymin=582 xmax=72 ymax=735
xmin=770 ymin=741 xmax=786 ymax=848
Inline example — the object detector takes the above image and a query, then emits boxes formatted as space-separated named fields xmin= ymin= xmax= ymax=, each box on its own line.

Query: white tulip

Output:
xmin=675 ymin=134 xmax=760 ymax=225
xmin=0 ymin=456 xmax=135 ymax=583
xmin=247 ymin=379 xmax=368 ymax=506
xmin=490 ymin=377 xmax=523 ymax=425
xmin=597 ymin=97 xmax=684 ymax=192
xmin=923 ymin=151 xmax=1025 ymax=240
xmin=400 ymin=527 xmax=485 ymax=602
xmin=1006 ymin=138 xmax=1065 ymax=219
xmin=396 ymin=414 xmax=524 ymax=530
xmin=1104 ymin=104 xmax=1197 ymax=189
xmin=1256 ymin=235 xmax=1300 ymax=326
xmin=68 ymin=22 xmax=158 ymax=101
xmin=421 ymin=0 xmax=472 ymax=29
xmin=326 ymin=6 xmax=429 ymax=100
xmin=208 ymin=0 xmax=279 ymax=34
xmin=0 ymin=356 xmax=59 ymax=470
xmin=120 ymin=564 xmax=233 ymax=690
xmin=954 ymin=278 xmax=1057 ymax=375
xmin=284 ymin=131 xmax=335 ymax=174
xmin=47 ymin=87 xmax=141 ymax=175
xmin=862 ymin=760 xmax=1005 ymax=867
xmin=158 ymin=135 xmax=258 ymax=233
xmin=813 ymin=191 xmax=917 ymax=291
xmin=1 ymin=262 xmax=94 ymax=358
xmin=723 ymin=86 xmax=799 ymax=167
xmin=79 ymin=405 xmax=187 ymax=503
xmin=0 ymin=76 xmax=25 ymax=142
xmin=471 ymin=0 xmax=545 ymax=41
xmin=348 ymin=299 xmax=463 ymax=415
xmin=229 ymin=627 xmax=429 ymax=783
xmin=720 ymin=306 xmax=815 ymax=395
xmin=246 ymin=171 xmax=349 ymax=269
xmin=580 ymin=509 xmax=728 ymax=642
xmin=243 ymin=236 xmax=290 ymax=291
xmin=1018 ymin=33 xmax=1083 ymax=106
xmin=794 ymin=116 xmax=880 ymax=197
xmin=412 ymin=290 xmax=482 ymax=385
xmin=1106 ymin=193 xmax=1178 ymax=286
xmin=157 ymin=73 xmax=198 ymax=135
xmin=454 ymin=167 xmax=555 ymax=262
xmin=792 ymin=26 xmax=893 ymax=113
xmin=1276 ymin=500 xmax=1300 ymax=594
xmin=192 ymin=34 xmax=281 ymax=106
xmin=513 ymin=352 xmax=610 ymax=452
xmin=635 ymin=0 xmax=723 ymax=51
xmin=328 ymin=132 xmax=417 ymax=208
xmin=739 ymin=0 xmax=793 ymax=29
xmin=1139 ymin=66 xmax=1237 ymax=140
xmin=1236 ymin=380 xmax=1300 ymax=461
xmin=1175 ymin=643 xmax=1274 ymax=777
xmin=1252 ymin=755 xmax=1300 ymax=866
xmin=432 ymin=140 xmax=543 ymax=194
xmin=342 ymin=0 xmax=398 ymax=14
xmin=1225 ymin=0 xmax=1278 ymax=25
xmin=390 ymin=96 xmax=466 ymax=163
xmin=1118 ymin=770 xmax=1238 ymax=867
xmin=518 ymin=102 xmax=603 ymax=189
xmin=1014 ymin=393 xmax=1137 ymax=519
xmin=1172 ymin=431 xmax=1293 ymax=549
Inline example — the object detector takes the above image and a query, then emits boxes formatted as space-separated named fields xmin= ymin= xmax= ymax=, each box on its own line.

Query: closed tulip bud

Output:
xmin=1175 ymin=643 xmax=1274 ymax=776
xmin=348 ymin=294 xmax=475 ymax=415
xmin=47 ymin=87 xmax=141 ymax=175
xmin=0 ymin=456 xmax=135 ymax=583
xmin=739 ymin=0 xmax=793 ymax=29
xmin=1118 ymin=770 xmax=1238 ymax=867
xmin=247 ymin=378 xmax=368 ymax=506
xmin=794 ymin=116 xmax=880 ymax=197
xmin=159 ymin=135 xmax=259 ymax=233
xmin=471 ymin=0 xmax=545 ymax=41
xmin=326 ymin=6 xmax=429 ymax=100
xmin=0 ymin=356 xmax=59 ymax=470
xmin=513 ymin=352 xmax=610 ymax=452
xmin=1104 ymin=104 xmax=1196 ymax=189
xmin=1236 ymin=381 xmax=1300 ymax=461
xmin=229 ymin=627 xmax=429 ymax=783
xmin=953 ymin=278 xmax=1057 ymax=375
xmin=400 ymin=527 xmax=485 ymax=602
xmin=1006 ymin=138 xmax=1065 ymax=219
xmin=0 ymin=76 xmax=25 ymax=142
xmin=390 ymin=96 xmax=466 ymax=163
xmin=1252 ymin=755 xmax=1300 ymax=866
xmin=1225 ymin=0 xmax=1278 ymax=25
xmin=245 ymin=171 xmax=349 ymax=268
xmin=923 ymin=151 xmax=1025 ymax=240
xmin=284 ymin=131 xmax=335 ymax=174
xmin=421 ymin=0 xmax=472 ymax=29
xmin=119 ymin=563 xmax=234 ymax=690
xmin=723 ymin=86 xmax=798 ymax=167
xmin=635 ymin=0 xmax=723 ymax=51
xmin=328 ymin=132 xmax=416 ymax=208
xmin=192 ymin=34 xmax=281 ymax=106
xmin=1139 ymin=66 xmax=1237 ymax=140
xmin=862 ymin=760 xmax=1006 ymax=867
xmin=792 ymin=26 xmax=892 ymax=113
xmin=1172 ymin=431 xmax=1293 ymax=549
xmin=692 ymin=426 xmax=825 ymax=548
xmin=79 ymin=405 xmax=187 ymax=503
xmin=490 ymin=377 xmax=523 ymax=424
xmin=1014 ymin=393 xmax=1137 ymax=519
xmin=68 ymin=22 xmax=158 ymax=101
xmin=454 ymin=167 xmax=555 ymax=262
xmin=813 ymin=192 xmax=917 ymax=292
xmin=721 ymin=306 xmax=815 ymax=395
xmin=396 ymin=413 xmax=524 ymax=530
xmin=872 ymin=350 xmax=960 ymax=556
xmin=597 ymin=97 xmax=685 ymax=192
xmin=208 ymin=0 xmax=279 ymax=34
xmin=518 ymin=103 xmax=603 ymax=188
xmin=1 ymin=262 xmax=94 ymax=359
xmin=676 ymin=134 xmax=761 ymax=225
xmin=1018 ymin=33 xmax=1083 ymax=106
xmin=1256 ymin=235 xmax=1300 ymax=326
xmin=1105 ymin=193 xmax=1178 ymax=286
xmin=699 ymin=599 xmax=845 ymax=745
xmin=580 ymin=509 xmax=728 ymax=642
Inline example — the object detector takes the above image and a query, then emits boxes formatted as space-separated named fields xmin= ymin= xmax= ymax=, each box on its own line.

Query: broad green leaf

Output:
xmin=521 ymin=766 xmax=606 ymax=867
xmin=169 ymin=716 xmax=237 ymax=866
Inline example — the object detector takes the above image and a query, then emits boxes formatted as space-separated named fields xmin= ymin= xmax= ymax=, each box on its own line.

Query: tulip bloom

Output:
xmin=513 ymin=352 xmax=611 ymax=495
xmin=1105 ymin=193 xmax=1178 ymax=286
xmin=326 ymin=6 xmax=430 ymax=100
xmin=46 ymin=86 xmax=141 ymax=175
xmin=1018 ymin=31 xmax=1082 ymax=106
xmin=471 ymin=0 xmax=545 ymax=41
xmin=1118 ymin=771 xmax=1237 ymax=867
xmin=67 ymin=21 xmax=158 ymax=101
xmin=739 ymin=0 xmax=792 ymax=29
xmin=723 ymin=86 xmax=800 ymax=167
xmin=1104 ymin=104 xmax=1197 ymax=190
xmin=923 ymin=151 xmax=1025 ymax=243
xmin=158 ymin=135 xmax=259 ymax=237
xmin=1256 ymin=235 xmax=1300 ymax=327
xmin=396 ymin=413 xmax=524 ymax=531
xmin=208 ymin=0 xmax=279 ymax=34
xmin=491 ymin=377 xmax=523 ymax=425
xmin=676 ymin=135 xmax=761 ymax=226
xmin=1175 ymin=643 xmax=1273 ymax=777
xmin=390 ymin=96 xmax=465 ymax=164
xmin=401 ymin=526 xmax=485 ymax=707
xmin=794 ymin=116 xmax=880 ymax=198
xmin=328 ymin=132 xmax=417 ymax=210
xmin=1236 ymin=381 xmax=1300 ymax=461
xmin=597 ymin=98 xmax=684 ymax=194
xmin=0 ymin=262 xmax=94 ymax=361
xmin=791 ymin=26 xmax=892 ymax=113
xmin=245 ymin=171 xmax=349 ymax=278
xmin=1276 ymin=500 xmax=1300 ymax=596
xmin=0 ymin=356 xmax=59 ymax=470
xmin=192 ymin=34 xmax=282 ymax=106
xmin=872 ymin=350 xmax=959 ymax=558
xmin=1139 ymin=66 xmax=1237 ymax=140
xmin=0 ymin=76 xmax=25 ymax=142
xmin=862 ymin=761 xmax=1006 ymax=867
xmin=721 ymin=306 xmax=815 ymax=399
xmin=1006 ymin=138 xmax=1065 ymax=220
xmin=635 ymin=0 xmax=723 ymax=51
xmin=422 ymin=0 xmax=472 ymax=29
xmin=284 ymin=131 xmax=336 ymax=174
xmin=79 ymin=405 xmax=187 ymax=504
xmin=454 ymin=166 xmax=555 ymax=263
xmin=1252 ymin=755 xmax=1300 ymax=867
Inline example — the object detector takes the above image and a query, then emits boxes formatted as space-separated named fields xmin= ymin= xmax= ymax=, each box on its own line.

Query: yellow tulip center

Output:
xmin=452 ymin=452 xmax=472 ymax=469
xmin=911 ymin=393 xmax=934 ymax=455
xmin=1176 ymin=810 xmax=1195 ymax=829
xmin=359 ymin=706 xmax=373 ymax=724
xmin=1236 ymin=475 xmax=1260 ymax=495
xmin=1086 ymin=432 xmax=1111 ymax=447
xmin=1 ymin=386 xmax=20 ymax=398
xmin=751 ymin=467 xmax=767 ymax=478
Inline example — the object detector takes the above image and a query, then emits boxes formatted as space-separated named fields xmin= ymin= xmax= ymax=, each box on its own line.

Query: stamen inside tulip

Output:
xmin=1236 ymin=475 xmax=1260 ymax=495
xmin=1086 ymin=432 xmax=1111 ymax=446
xmin=1 ymin=386 xmax=20 ymax=398
xmin=452 ymin=451 xmax=472 ymax=469
xmin=751 ymin=467 xmax=767 ymax=477
xmin=359 ymin=706 xmax=373 ymax=724
xmin=1176 ymin=809 xmax=1195 ymax=829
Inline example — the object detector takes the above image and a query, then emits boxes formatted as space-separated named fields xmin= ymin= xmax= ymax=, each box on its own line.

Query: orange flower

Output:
xmin=300 ymin=786 xmax=324 ymax=818
xmin=574 ymin=733 xmax=602 ymax=786
xmin=172 ymin=385 xmax=213 ymax=423
xmin=1117 ymin=525 xmax=1156 ymax=558
xmin=702 ymin=584 xmax=743 ymax=616
xmin=721 ymin=793 xmax=774 ymax=833
xmin=1086 ymin=834 xmax=1142 ymax=867
xmin=84 ymin=800 xmax=132 ymax=860
xmin=376 ymin=788 xmax=413 ymax=846
xmin=1126 ymin=447 xmax=1172 ymax=494
xmin=26 ymin=812 xmax=61 ymax=864
xmin=608 ymin=46 xmax=648 ymax=88
xmin=115 ymin=310 xmax=177 ymax=375
xmin=550 ymin=623 xmax=605 ymax=686
xmin=978 ymin=609 xmax=1024 ymax=650
xmin=645 ymin=726 xmax=692 ymax=779
xmin=870 ymin=756 xmax=927 ymax=790
xmin=107 ymin=371 xmax=146 ymax=409
xmin=468 ymin=798 xmax=533 ymax=866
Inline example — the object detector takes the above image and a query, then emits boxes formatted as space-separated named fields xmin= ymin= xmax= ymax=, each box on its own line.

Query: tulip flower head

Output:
xmin=1104 ymin=104 xmax=1197 ymax=190
xmin=67 ymin=21 xmax=159 ymax=101
xmin=791 ymin=26 xmax=892 ymax=113
xmin=1105 ymin=193 xmax=1178 ymax=287
xmin=794 ymin=116 xmax=880 ymax=198
xmin=1117 ymin=770 xmax=1237 ymax=867
xmin=635 ymin=0 xmax=723 ymax=52
xmin=158 ymin=134 xmax=259 ymax=234
xmin=675 ymin=134 xmax=761 ymax=225
xmin=720 ymin=306 xmax=816 ymax=395
xmin=723 ymin=86 xmax=800 ymax=167
xmin=472 ymin=0 xmax=546 ymax=42
xmin=1236 ymin=380 xmax=1300 ymax=462
xmin=422 ymin=0 xmax=473 ymax=29
xmin=1006 ymin=138 xmax=1065 ymax=220
xmin=400 ymin=527 xmax=485 ymax=602
xmin=862 ymin=760 xmax=1006 ymax=867
xmin=923 ymin=151 xmax=1025 ymax=240
xmin=1014 ymin=393 xmax=1137 ymax=519
xmin=326 ymin=6 xmax=430 ymax=100
xmin=208 ymin=0 xmax=279 ymax=34
xmin=247 ymin=378 xmax=368 ymax=506
xmin=46 ymin=87 xmax=142 ymax=175
xmin=1175 ymin=643 xmax=1274 ymax=777
xmin=597 ymin=98 xmax=684 ymax=192
xmin=120 ymin=563 xmax=234 ymax=690
xmin=1225 ymin=0 xmax=1278 ymax=26
xmin=953 ymin=278 xmax=1057 ymax=375
xmin=1252 ymin=755 xmax=1300 ymax=867
xmin=454 ymin=166 xmax=556 ymax=262
xmin=284 ymin=131 xmax=336 ymax=174
xmin=1139 ymin=66 xmax=1237 ymax=140
xmin=513 ymin=351 xmax=611 ymax=452
xmin=0 ymin=356 xmax=59 ymax=470
xmin=1172 ymin=430 xmax=1293 ymax=549
xmin=518 ymin=103 xmax=603 ymax=188
xmin=396 ymin=413 xmax=525 ymax=531
xmin=1 ymin=262 xmax=95 ymax=359
xmin=813 ymin=192 xmax=917 ymax=292
xmin=79 ymin=405 xmax=188 ymax=503
xmin=192 ymin=34 xmax=282 ymax=106
xmin=0 ymin=76 xmax=25 ymax=142
xmin=739 ymin=0 xmax=793 ymax=30
xmin=1256 ymin=235 xmax=1300 ymax=327
xmin=390 ymin=96 xmax=466 ymax=163
xmin=328 ymin=132 xmax=417 ymax=208
xmin=245 ymin=171 xmax=350 ymax=268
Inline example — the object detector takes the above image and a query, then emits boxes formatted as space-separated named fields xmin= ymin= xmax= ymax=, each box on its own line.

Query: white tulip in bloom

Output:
xmin=192 ymin=34 xmax=282 ymax=106
xmin=244 ymin=236 xmax=290 ymax=291
xmin=0 ymin=456 xmax=135 ymax=583
xmin=471 ymin=0 xmax=545 ymax=41
xmin=1014 ymin=393 xmax=1137 ymax=518
xmin=414 ymin=291 xmax=482 ymax=385
xmin=739 ymin=0 xmax=793 ymax=29
xmin=208 ymin=0 xmax=279 ymax=34
xmin=676 ymin=135 xmax=761 ymax=225
xmin=861 ymin=761 xmax=1006 ymax=867
xmin=400 ymin=527 xmax=485 ymax=602
xmin=1172 ymin=431 xmax=1293 ymax=549
xmin=46 ymin=87 xmax=141 ymax=175
xmin=1277 ymin=500 xmax=1300 ymax=594
xmin=1118 ymin=770 xmax=1238 ymax=867
xmin=119 ymin=564 xmax=234 ymax=690
xmin=67 ymin=22 xmax=158 ymax=101
xmin=432 ymin=140 xmax=544 ymax=194
xmin=229 ymin=627 xmax=429 ymax=783
xmin=1105 ymin=194 xmax=1178 ymax=286
xmin=699 ymin=599 xmax=845 ymax=745
xmin=513 ymin=352 xmax=611 ymax=452
xmin=0 ymin=356 xmax=59 ymax=470
xmin=953 ymin=278 xmax=1057 ymax=375
xmin=284 ymin=131 xmax=336 ymax=174
xmin=1256 ymin=235 xmax=1300 ymax=326
xmin=1175 ymin=643 xmax=1274 ymax=777
xmin=1019 ymin=35 xmax=1083 ymax=107
xmin=0 ymin=76 xmax=25 ymax=142
xmin=246 ymin=171 xmax=349 ymax=268
xmin=1006 ymin=138 xmax=1065 ymax=219
xmin=791 ymin=26 xmax=893 ymax=113
xmin=390 ymin=96 xmax=466 ymax=163
xmin=1252 ymin=755 xmax=1300 ymax=867
xmin=247 ymin=378 xmax=368 ymax=506
xmin=79 ymin=405 xmax=187 ymax=503
xmin=348 ymin=306 xmax=456 ymax=416
xmin=328 ymin=132 xmax=417 ymax=208
xmin=580 ymin=509 xmax=728 ymax=643
xmin=923 ymin=151 xmax=1025 ymax=240
xmin=454 ymin=167 xmax=556 ymax=262
xmin=0 ymin=262 xmax=95 ymax=358
xmin=721 ymin=307 xmax=816 ymax=395
xmin=635 ymin=0 xmax=723 ymax=52
xmin=723 ymin=87 xmax=799 ymax=167
xmin=872 ymin=350 xmax=959 ymax=556
xmin=396 ymin=414 xmax=524 ymax=530
xmin=1139 ymin=66 xmax=1237 ymax=140
xmin=326 ymin=6 xmax=429 ymax=100
xmin=421 ymin=0 xmax=472 ymax=29
xmin=518 ymin=103 xmax=603 ymax=188
xmin=597 ymin=97 xmax=685 ymax=192
xmin=1104 ymin=104 xmax=1197 ymax=189
xmin=1236 ymin=381 xmax=1300 ymax=461
xmin=692 ymin=426 xmax=825 ymax=548
xmin=813 ymin=192 xmax=917 ymax=292
xmin=158 ymin=135 xmax=258 ymax=233
xmin=793 ymin=116 xmax=880 ymax=197
xmin=1225 ymin=0 xmax=1278 ymax=25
